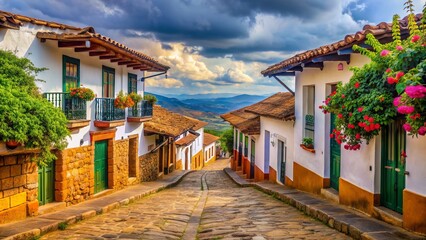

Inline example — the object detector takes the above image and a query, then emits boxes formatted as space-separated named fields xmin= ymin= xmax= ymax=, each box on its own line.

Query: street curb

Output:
xmin=223 ymin=168 xmax=424 ymax=240
xmin=3 ymin=170 xmax=194 ymax=240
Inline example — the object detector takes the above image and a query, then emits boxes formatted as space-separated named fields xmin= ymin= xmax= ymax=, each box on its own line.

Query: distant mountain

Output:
xmin=147 ymin=92 xmax=269 ymax=131
xmin=163 ymin=93 xmax=240 ymax=100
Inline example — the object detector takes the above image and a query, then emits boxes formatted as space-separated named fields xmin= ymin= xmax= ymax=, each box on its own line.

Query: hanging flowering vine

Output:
xmin=320 ymin=1 xmax=426 ymax=150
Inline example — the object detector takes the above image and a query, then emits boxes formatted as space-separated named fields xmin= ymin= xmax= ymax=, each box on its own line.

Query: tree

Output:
xmin=0 ymin=50 xmax=69 ymax=165
xmin=220 ymin=128 xmax=234 ymax=154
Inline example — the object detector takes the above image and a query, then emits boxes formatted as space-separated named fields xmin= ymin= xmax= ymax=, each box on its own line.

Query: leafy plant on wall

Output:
xmin=321 ymin=1 xmax=426 ymax=150
xmin=0 ymin=50 xmax=69 ymax=165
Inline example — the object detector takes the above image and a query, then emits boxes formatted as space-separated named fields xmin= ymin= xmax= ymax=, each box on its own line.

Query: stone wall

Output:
xmin=112 ymin=139 xmax=129 ymax=190
xmin=55 ymin=146 xmax=94 ymax=206
xmin=0 ymin=154 xmax=38 ymax=224
xmin=139 ymin=151 xmax=159 ymax=182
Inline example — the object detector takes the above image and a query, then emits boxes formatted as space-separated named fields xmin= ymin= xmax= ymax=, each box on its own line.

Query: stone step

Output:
xmin=38 ymin=202 xmax=66 ymax=216
xmin=320 ymin=188 xmax=339 ymax=204
xmin=372 ymin=206 xmax=403 ymax=228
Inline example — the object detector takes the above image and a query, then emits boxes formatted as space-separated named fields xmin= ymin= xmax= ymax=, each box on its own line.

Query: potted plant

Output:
xmin=129 ymin=92 xmax=143 ymax=115
xmin=69 ymin=87 xmax=95 ymax=101
xmin=301 ymin=137 xmax=314 ymax=149
xmin=114 ymin=90 xmax=135 ymax=109
xmin=5 ymin=140 xmax=21 ymax=150
xmin=143 ymin=94 xmax=157 ymax=104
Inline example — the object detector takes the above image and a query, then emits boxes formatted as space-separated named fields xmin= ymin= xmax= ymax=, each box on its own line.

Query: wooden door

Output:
xmin=330 ymin=112 xmax=341 ymax=191
xmin=278 ymin=139 xmax=286 ymax=183
xmin=94 ymin=140 xmax=108 ymax=194
xmin=381 ymin=121 xmax=406 ymax=213
xmin=38 ymin=162 xmax=54 ymax=206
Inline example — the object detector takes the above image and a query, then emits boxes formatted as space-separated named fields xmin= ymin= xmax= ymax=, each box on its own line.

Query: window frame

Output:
xmin=102 ymin=66 xmax=115 ymax=98
xmin=62 ymin=55 xmax=80 ymax=92
xmin=128 ymin=73 xmax=138 ymax=94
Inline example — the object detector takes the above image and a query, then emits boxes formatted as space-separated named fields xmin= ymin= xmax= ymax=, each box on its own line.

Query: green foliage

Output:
xmin=301 ymin=137 xmax=313 ymax=146
xmin=204 ymin=128 xmax=222 ymax=136
xmin=321 ymin=1 xmax=426 ymax=150
xmin=219 ymin=128 xmax=234 ymax=154
xmin=143 ymin=94 xmax=157 ymax=104
xmin=128 ymin=92 xmax=143 ymax=104
xmin=58 ymin=222 xmax=68 ymax=230
xmin=0 ymin=50 xmax=69 ymax=165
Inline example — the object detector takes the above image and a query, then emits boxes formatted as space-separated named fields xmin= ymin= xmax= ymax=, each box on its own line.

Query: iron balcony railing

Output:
xmin=43 ymin=92 xmax=87 ymax=120
xmin=95 ymin=98 xmax=125 ymax=121
xmin=127 ymin=100 xmax=153 ymax=118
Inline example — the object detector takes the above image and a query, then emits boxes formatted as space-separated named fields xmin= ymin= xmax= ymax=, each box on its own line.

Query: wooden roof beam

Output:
xmin=118 ymin=60 xmax=134 ymax=65
xmin=58 ymin=40 xmax=90 ymax=48
xmin=127 ymin=63 xmax=142 ymax=68
xmin=312 ymin=54 xmax=350 ymax=64
xmin=89 ymin=51 xmax=115 ymax=57
xmin=99 ymin=55 xmax=118 ymax=60
xmin=74 ymin=45 xmax=105 ymax=52
xmin=301 ymin=62 xmax=324 ymax=70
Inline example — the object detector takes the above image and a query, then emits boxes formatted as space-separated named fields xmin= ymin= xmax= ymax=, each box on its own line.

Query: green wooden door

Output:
xmin=330 ymin=113 xmax=341 ymax=191
xmin=38 ymin=162 xmax=55 ymax=206
xmin=381 ymin=121 xmax=406 ymax=213
xmin=94 ymin=140 xmax=108 ymax=194
xmin=278 ymin=140 xmax=286 ymax=183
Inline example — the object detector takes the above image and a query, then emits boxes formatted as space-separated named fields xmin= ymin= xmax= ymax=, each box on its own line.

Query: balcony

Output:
xmin=127 ymin=100 xmax=153 ymax=123
xmin=94 ymin=98 xmax=125 ymax=128
xmin=44 ymin=92 xmax=90 ymax=130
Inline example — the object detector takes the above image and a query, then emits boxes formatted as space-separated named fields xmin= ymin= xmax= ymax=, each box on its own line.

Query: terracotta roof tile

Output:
xmin=144 ymin=106 xmax=197 ymax=137
xmin=175 ymin=133 xmax=198 ymax=146
xmin=244 ymin=92 xmax=295 ymax=121
xmin=262 ymin=14 xmax=422 ymax=76
xmin=203 ymin=133 xmax=220 ymax=146
xmin=184 ymin=116 xmax=208 ymax=130
xmin=220 ymin=107 xmax=260 ymax=135
xmin=0 ymin=10 xmax=80 ymax=30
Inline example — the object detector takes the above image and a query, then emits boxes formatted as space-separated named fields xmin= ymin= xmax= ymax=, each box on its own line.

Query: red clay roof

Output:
xmin=184 ymin=116 xmax=208 ymax=131
xmin=144 ymin=106 xmax=197 ymax=137
xmin=220 ymin=107 xmax=260 ymax=135
xmin=203 ymin=133 xmax=220 ymax=146
xmin=262 ymin=14 xmax=422 ymax=76
xmin=244 ymin=92 xmax=295 ymax=121
xmin=175 ymin=133 xmax=198 ymax=146
xmin=0 ymin=10 xmax=80 ymax=30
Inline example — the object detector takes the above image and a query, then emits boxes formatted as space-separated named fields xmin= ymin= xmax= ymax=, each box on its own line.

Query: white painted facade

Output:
xmin=0 ymin=22 xmax=149 ymax=154
xmin=261 ymin=116 xmax=294 ymax=184
xmin=204 ymin=142 xmax=216 ymax=163
xmin=294 ymin=53 xmax=426 ymax=198
xmin=175 ymin=128 xmax=204 ymax=170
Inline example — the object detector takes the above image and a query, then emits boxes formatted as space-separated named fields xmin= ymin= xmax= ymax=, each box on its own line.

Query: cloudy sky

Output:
xmin=1 ymin=0 xmax=425 ymax=96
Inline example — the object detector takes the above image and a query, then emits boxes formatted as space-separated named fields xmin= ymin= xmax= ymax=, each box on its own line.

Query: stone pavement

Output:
xmin=40 ymin=158 xmax=349 ymax=240
xmin=224 ymin=168 xmax=426 ymax=240
xmin=0 ymin=170 xmax=192 ymax=240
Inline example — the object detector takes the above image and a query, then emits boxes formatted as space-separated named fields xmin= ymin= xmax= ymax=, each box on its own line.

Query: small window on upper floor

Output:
xmin=128 ymin=73 xmax=137 ymax=94
xmin=303 ymin=85 xmax=315 ymax=141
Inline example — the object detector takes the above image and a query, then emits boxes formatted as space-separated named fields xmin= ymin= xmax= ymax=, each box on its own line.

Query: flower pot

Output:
xmin=5 ymin=140 xmax=20 ymax=150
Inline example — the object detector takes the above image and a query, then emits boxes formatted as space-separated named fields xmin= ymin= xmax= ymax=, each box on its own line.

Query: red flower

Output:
xmin=368 ymin=117 xmax=374 ymax=123
xmin=401 ymin=150 xmax=407 ymax=158
xmin=380 ymin=49 xmax=390 ymax=56
xmin=354 ymin=82 xmax=360 ymax=88
xmin=385 ymin=68 xmax=392 ymax=73
xmin=358 ymin=107 xmax=364 ymax=112
xmin=411 ymin=35 xmax=421 ymax=43
xmin=338 ymin=113 xmax=343 ymax=119
xmin=396 ymin=45 xmax=404 ymax=51
xmin=363 ymin=115 xmax=369 ymax=120
xmin=375 ymin=123 xmax=380 ymax=130
xmin=341 ymin=94 xmax=345 ymax=98
xmin=387 ymin=77 xmax=397 ymax=84
xmin=330 ymin=134 xmax=334 ymax=138
xmin=355 ymin=133 xmax=361 ymax=140
xmin=395 ymin=71 xmax=404 ymax=80
xmin=349 ymin=113 xmax=353 ymax=117
xmin=347 ymin=124 xmax=355 ymax=129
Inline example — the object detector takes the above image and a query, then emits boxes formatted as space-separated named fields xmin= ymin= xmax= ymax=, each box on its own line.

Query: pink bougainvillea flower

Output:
xmin=418 ymin=126 xmax=426 ymax=136
xmin=393 ymin=97 xmax=401 ymax=107
xmin=405 ymin=85 xmax=426 ymax=99
xmin=354 ymin=82 xmax=360 ymax=88
xmin=358 ymin=107 xmax=364 ymax=112
xmin=411 ymin=35 xmax=421 ymax=43
xmin=385 ymin=68 xmax=392 ymax=73
xmin=380 ymin=49 xmax=390 ymax=56
xmin=397 ymin=105 xmax=415 ymax=114
xmin=387 ymin=77 xmax=397 ymax=84
xmin=403 ymin=123 xmax=412 ymax=132
xmin=396 ymin=45 xmax=404 ymax=51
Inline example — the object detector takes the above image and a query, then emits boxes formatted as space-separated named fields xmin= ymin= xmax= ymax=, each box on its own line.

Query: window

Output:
xmin=63 ymin=56 xmax=80 ymax=92
xmin=303 ymin=85 xmax=315 ymax=140
xmin=102 ymin=66 xmax=115 ymax=98
xmin=244 ymin=136 xmax=248 ymax=156
xmin=128 ymin=73 xmax=137 ymax=94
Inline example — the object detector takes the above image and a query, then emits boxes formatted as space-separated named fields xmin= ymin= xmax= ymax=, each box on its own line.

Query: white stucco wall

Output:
xmin=406 ymin=137 xmax=426 ymax=196
xmin=261 ymin=117 xmax=295 ymax=183
xmin=294 ymin=54 xmax=381 ymax=193
xmin=204 ymin=142 xmax=216 ymax=163
xmin=1 ymin=23 xmax=148 ymax=154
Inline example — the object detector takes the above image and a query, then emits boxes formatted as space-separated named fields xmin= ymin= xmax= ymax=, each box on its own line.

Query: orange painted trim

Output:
xmin=254 ymin=165 xmax=269 ymax=182
xmin=269 ymin=166 xmax=277 ymax=183
xmin=339 ymin=177 xmax=376 ymax=214
xmin=285 ymin=176 xmax=293 ymax=187
xmin=292 ymin=162 xmax=326 ymax=194
xmin=94 ymin=120 xmax=125 ymax=128
xmin=90 ymin=129 xmax=117 ymax=143
xmin=323 ymin=178 xmax=330 ymax=188
xmin=403 ymin=189 xmax=426 ymax=234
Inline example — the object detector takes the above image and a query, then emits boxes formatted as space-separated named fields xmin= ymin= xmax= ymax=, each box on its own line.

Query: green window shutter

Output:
xmin=128 ymin=73 xmax=137 ymax=93
xmin=102 ymin=66 xmax=115 ymax=98
xmin=62 ymin=55 xmax=80 ymax=92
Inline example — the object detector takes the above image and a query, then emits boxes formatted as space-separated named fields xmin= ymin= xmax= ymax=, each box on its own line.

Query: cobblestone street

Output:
xmin=42 ymin=159 xmax=349 ymax=240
